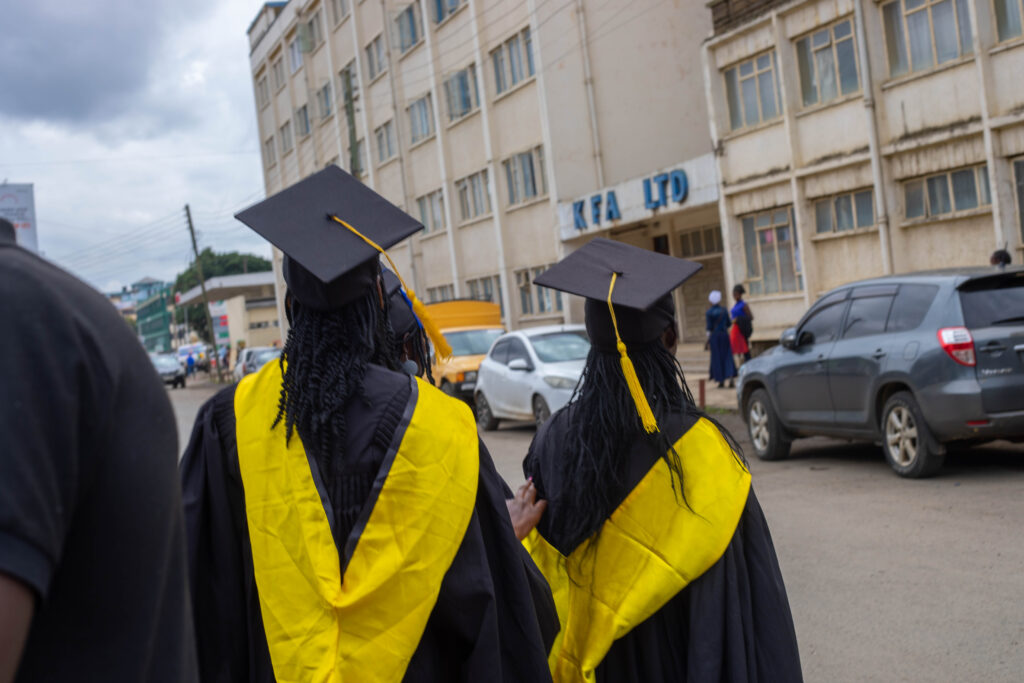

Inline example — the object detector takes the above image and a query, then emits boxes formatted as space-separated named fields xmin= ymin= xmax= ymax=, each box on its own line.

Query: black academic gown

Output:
xmin=524 ymin=407 xmax=803 ymax=683
xmin=180 ymin=364 xmax=557 ymax=682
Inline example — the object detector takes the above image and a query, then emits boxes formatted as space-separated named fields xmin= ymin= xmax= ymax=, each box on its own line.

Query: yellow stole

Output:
xmin=523 ymin=417 xmax=751 ymax=683
xmin=234 ymin=361 xmax=479 ymax=683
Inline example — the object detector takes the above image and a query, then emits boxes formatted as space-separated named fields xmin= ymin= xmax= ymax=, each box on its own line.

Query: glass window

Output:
xmin=816 ymin=189 xmax=874 ymax=233
xmin=491 ymin=28 xmax=533 ymax=95
xmin=530 ymin=332 xmax=589 ymax=362
xmin=835 ymin=194 xmax=854 ymax=231
xmin=295 ymin=105 xmax=310 ymax=136
xmin=882 ymin=0 xmax=973 ymax=77
xmin=408 ymin=93 xmax=434 ymax=143
xmin=844 ymin=296 xmax=894 ymax=339
xmin=905 ymin=180 xmax=926 ymax=218
xmin=444 ymin=64 xmax=479 ymax=122
xmin=979 ymin=166 xmax=992 ymax=205
xmin=455 ymin=170 xmax=490 ymax=222
xmin=951 ymin=168 xmax=978 ymax=210
xmin=256 ymin=75 xmax=269 ymax=108
xmin=433 ymin=0 xmax=461 ymax=23
xmin=723 ymin=51 xmax=781 ymax=130
xmin=742 ymin=208 xmax=800 ymax=295
xmin=816 ymin=199 xmax=834 ymax=233
xmin=330 ymin=0 xmax=350 ymax=24
xmin=279 ymin=121 xmax=293 ymax=154
xmin=263 ymin=136 xmax=276 ymax=166
xmin=366 ymin=35 xmax=387 ymax=80
xmin=289 ymin=37 xmax=303 ymax=73
xmin=927 ymin=175 xmax=952 ymax=215
xmin=855 ymin=190 xmax=874 ymax=228
xmin=516 ymin=270 xmax=533 ymax=315
xmin=887 ymin=284 xmax=938 ymax=331
xmin=272 ymin=58 xmax=286 ymax=90
xmin=396 ymin=4 xmax=421 ymax=53
xmin=905 ymin=165 xmax=990 ymax=219
xmin=800 ymin=301 xmax=847 ymax=345
xmin=503 ymin=147 xmax=545 ymax=205
xmin=995 ymin=0 xmax=1024 ymax=41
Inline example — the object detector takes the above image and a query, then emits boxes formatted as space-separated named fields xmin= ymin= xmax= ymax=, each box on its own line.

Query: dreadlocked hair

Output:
xmin=554 ymin=336 xmax=744 ymax=557
xmin=406 ymin=327 xmax=434 ymax=384
xmin=272 ymin=286 xmax=401 ymax=474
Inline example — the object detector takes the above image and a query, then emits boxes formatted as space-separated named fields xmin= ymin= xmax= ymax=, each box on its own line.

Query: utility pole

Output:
xmin=185 ymin=204 xmax=224 ymax=383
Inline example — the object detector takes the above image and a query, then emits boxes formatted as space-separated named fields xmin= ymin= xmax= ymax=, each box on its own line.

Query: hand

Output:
xmin=506 ymin=479 xmax=547 ymax=541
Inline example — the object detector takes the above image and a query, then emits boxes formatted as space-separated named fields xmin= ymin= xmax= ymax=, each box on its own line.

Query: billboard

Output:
xmin=0 ymin=183 xmax=38 ymax=252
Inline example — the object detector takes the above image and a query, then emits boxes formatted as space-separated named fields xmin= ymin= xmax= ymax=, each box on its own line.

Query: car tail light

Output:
xmin=937 ymin=327 xmax=976 ymax=366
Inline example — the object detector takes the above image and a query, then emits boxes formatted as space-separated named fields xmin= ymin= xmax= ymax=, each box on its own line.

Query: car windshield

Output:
xmin=529 ymin=331 xmax=590 ymax=363
xmin=444 ymin=329 xmax=504 ymax=356
xmin=153 ymin=356 xmax=180 ymax=372
xmin=254 ymin=349 xmax=281 ymax=366
xmin=959 ymin=275 xmax=1024 ymax=328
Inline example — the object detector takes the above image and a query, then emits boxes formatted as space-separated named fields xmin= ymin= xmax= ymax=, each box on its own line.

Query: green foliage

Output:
xmin=173 ymin=248 xmax=272 ymax=342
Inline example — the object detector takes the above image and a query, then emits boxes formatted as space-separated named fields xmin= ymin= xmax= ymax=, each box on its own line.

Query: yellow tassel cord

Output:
xmin=328 ymin=215 xmax=454 ymax=360
xmin=606 ymin=273 xmax=659 ymax=434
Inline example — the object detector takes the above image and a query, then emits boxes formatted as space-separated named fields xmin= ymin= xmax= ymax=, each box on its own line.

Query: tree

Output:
xmin=173 ymin=248 xmax=272 ymax=342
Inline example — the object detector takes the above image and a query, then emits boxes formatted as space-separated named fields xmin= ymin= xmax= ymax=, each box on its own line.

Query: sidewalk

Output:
xmin=676 ymin=342 xmax=741 ymax=412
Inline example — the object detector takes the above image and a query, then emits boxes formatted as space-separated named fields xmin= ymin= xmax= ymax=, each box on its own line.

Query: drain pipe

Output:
xmin=854 ymin=0 xmax=893 ymax=274
xmin=575 ymin=0 xmax=604 ymax=188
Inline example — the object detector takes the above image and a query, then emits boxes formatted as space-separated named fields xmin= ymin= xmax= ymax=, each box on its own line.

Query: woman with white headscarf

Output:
xmin=706 ymin=289 xmax=736 ymax=388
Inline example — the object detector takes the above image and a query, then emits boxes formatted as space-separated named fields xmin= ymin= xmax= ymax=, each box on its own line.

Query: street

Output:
xmin=169 ymin=383 xmax=1024 ymax=682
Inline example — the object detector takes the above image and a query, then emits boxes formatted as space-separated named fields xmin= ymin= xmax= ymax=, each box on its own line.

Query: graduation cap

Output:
xmin=235 ymin=165 xmax=452 ymax=358
xmin=534 ymin=238 xmax=702 ymax=433
xmin=382 ymin=268 xmax=420 ymax=339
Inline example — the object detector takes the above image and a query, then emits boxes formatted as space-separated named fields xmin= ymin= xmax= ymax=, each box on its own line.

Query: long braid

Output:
xmin=553 ymin=339 xmax=744 ymax=555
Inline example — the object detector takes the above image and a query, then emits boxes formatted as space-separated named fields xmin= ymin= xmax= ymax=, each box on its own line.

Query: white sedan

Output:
xmin=474 ymin=324 xmax=590 ymax=429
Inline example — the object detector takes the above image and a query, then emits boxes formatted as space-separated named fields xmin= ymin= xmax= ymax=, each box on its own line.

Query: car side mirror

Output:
xmin=508 ymin=358 xmax=532 ymax=372
xmin=780 ymin=327 xmax=797 ymax=350
xmin=798 ymin=330 xmax=815 ymax=347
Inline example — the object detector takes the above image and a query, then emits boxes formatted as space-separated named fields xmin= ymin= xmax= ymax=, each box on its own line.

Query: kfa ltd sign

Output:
xmin=572 ymin=169 xmax=689 ymax=230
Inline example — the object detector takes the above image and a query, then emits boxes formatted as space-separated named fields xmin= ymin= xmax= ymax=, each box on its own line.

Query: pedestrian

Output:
xmin=706 ymin=289 xmax=737 ymax=388
xmin=179 ymin=167 xmax=556 ymax=682
xmin=523 ymin=238 xmax=802 ymax=682
xmin=730 ymin=283 xmax=754 ymax=365
xmin=0 ymin=227 xmax=197 ymax=680
xmin=186 ymin=352 xmax=195 ymax=377
xmin=383 ymin=267 xmax=432 ymax=379
xmin=990 ymin=248 xmax=1012 ymax=270
xmin=0 ymin=217 xmax=15 ymax=243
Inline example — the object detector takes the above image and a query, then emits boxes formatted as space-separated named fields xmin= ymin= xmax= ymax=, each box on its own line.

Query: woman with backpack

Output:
xmin=730 ymin=284 xmax=753 ymax=365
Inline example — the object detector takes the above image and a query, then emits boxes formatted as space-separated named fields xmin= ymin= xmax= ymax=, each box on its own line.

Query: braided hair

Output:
xmin=551 ymin=336 xmax=744 ymax=555
xmin=272 ymin=282 xmax=401 ymax=472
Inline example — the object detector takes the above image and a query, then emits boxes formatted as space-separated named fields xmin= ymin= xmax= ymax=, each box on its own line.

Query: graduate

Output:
xmin=382 ymin=267 xmax=432 ymax=380
xmin=522 ymin=238 xmax=802 ymax=683
xmin=180 ymin=166 xmax=556 ymax=682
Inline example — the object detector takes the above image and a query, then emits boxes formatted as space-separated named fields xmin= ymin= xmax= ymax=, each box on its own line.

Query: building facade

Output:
xmin=703 ymin=0 xmax=1024 ymax=340
xmin=246 ymin=0 xmax=721 ymax=338
xmin=137 ymin=286 xmax=175 ymax=353
xmin=177 ymin=271 xmax=283 ymax=350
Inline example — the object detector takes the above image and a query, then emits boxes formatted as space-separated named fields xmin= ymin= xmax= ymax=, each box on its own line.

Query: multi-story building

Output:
xmin=245 ymin=0 xmax=722 ymax=339
xmin=137 ymin=286 xmax=175 ymax=353
xmin=703 ymin=0 xmax=1024 ymax=339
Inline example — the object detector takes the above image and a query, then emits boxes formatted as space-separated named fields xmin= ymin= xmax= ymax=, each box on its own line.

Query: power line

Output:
xmin=0 ymin=150 xmax=260 ymax=168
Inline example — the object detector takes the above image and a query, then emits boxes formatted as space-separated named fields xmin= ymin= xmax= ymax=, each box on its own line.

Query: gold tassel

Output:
xmin=607 ymin=273 xmax=659 ymax=434
xmin=327 ymin=215 xmax=453 ymax=360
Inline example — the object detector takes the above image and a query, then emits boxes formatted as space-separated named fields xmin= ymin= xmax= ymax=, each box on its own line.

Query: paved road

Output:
xmin=168 ymin=384 xmax=1024 ymax=682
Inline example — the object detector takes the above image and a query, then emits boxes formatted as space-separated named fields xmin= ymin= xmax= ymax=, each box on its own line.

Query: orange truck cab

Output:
xmin=426 ymin=300 xmax=504 ymax=401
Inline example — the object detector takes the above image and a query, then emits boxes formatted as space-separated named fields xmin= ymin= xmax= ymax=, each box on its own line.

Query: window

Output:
xmin=366 ymin=34 xmax=387 ymax=80
xmin=316 ymin=82 xmax=333 ymax=119
xmin=799 ymin=301 xmax=847 ymax=345
xmin=723 ymin=51 xmax=782 ymax=130
xmin=796 ymin=18 xmax=859 ymax=107
xmin=271 ymin=57 xmax=286 ymax=90
xmin=532 ymin=266 xmax=563 ymax=313
xmin=338 ymin=61 xmax=360 ymax=127
xmin=466 ymin=275 xmax=504 ymax=317
xmin=903 ymin=165 xmax=989 ymax=219
xmin=255 ymin=75 xmax=270 ymax=108
xmin=396 ymin=4 xmax=423 ymax=53
xmin=375 ymin=120 xmax=396 ymax=163
xmin=455 ymin=169 xmax=491 ymax=221
xmin=502 ymin=146 xmax=547 ymax=205
xmin=815 ymin=189 xmax=874 ymax=233
xmin=843 ymin=294 xmax=895 ymax=339
xmin=433 ymin=0 xmax=461 ymax=23
xmin=352 ymin=138 xmax=366 ymax=176
xmin=882 ymin=0 xmax=972 ymax=77
xmin=416 ymin=189 xmax=445 ymax=233
xmin=278 ymin=121 xmax=293 ymax=155
xmin=263 ymin=136 xmax=276 ymax=167
xmin=516 ymin=270 xmax=534 ymax=315
xmin=887 ymin=284 xmax=938 ymax=331
xmin=427 ymin=284 xmax=455 ymax=302
xmin=443 ymin=64 xmax=480 ymax=122
xmin=307 ymin=11 xmax=323 ymax=49
xmin=1015 ymin=159 xmax=1024 ymax=242
xmin=330 ymin=0 xmax=350 ymax=25
xmin=491 ymin=27 xmax=535 ymax=95
xmin=994 ymin=0 xmax=1024 ymax=41
xmin=295 ymin=105 xmax=311 ymax=137
xmin=741 ymin=208 xmax=802 ymax=295
xmin=679 ymin=227 xmax=723 ymax=257
xmin=289 ymin=37 xmax=303 ymax=73
xmin=408 ymin=93 xmax=435 ymax=143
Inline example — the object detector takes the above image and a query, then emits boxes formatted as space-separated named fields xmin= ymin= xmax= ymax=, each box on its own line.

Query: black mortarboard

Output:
xmin=534 ymin=238 xmax=702 ymax=433
xmin=382 ymin=268 xmax=420 ymax=338
xmin=234 ymin=166 xmax=423 ymax=310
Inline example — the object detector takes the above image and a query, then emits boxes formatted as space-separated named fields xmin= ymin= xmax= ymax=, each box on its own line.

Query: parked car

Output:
xmin=151 ymin=353 xmax=186 ymax=389
xmin=475 ymin=325 xmax=590 ymax=429
xmin=427 ymin=299 xmax=505 ymax=401
xmin=234 ymin=346 xmax=281 ymax=381
xmin=736 ymin=267 xmax=1024 ymax=478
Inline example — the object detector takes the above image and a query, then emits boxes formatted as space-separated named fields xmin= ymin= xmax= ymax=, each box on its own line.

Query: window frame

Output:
xmin=902 ymin=164 xmax=990 ymax=220
xmin=330 ymin=0 xmax=351 ymax=26
xmin=288 ymin=36 xmax=303 ymax=74
xmin=794 ymin=17 xmax=860 ymax=108
xmin=881 ymin=0 xmax=973 ymax=78
xmin=255 ymin=75 xmax=270 ymax=108
xmin=814 ymin=188 xmax=875 ymax=234
xmin=501 ymin=145 xmax=547 ymax=206
xmin=740 ymin=207 xmax=803 ymax=296
xmin=455 ymin=169 xmax=491 ymax=222
xmin=722 ymin=50 xmax=782 ymax=131
xmin=365 ymin=34 xmax=387 ymax=80
xmin=316 ymin=82 xmax=333 ymax=119
xmin=295 ymin=104 xmax=311 ymax=137
xmin=443 ymin=63 xmax=480 ymax=122
xmin=407 ymin=93 xmax=435 ymax=144
xmin=271 ymin=57 xmax=286 ymax=91
xmin=416 ymin=189 xmax=445 ymax=234
xmin=278 ymin=120 xmax=293 ymax=155
xmin=396 ymin=3 xmax=423 ymax=54
xmin=993 ymin=0 xmax=1024 ymax=42
xmin=374 ymin=120 xmax=396 ymax=163
xmin=490 ymin=27 xmax=535 ymax=96
xmin=263 ymin=136 xmax=277 ymax=167
xmin=432 ymin=0 xmax=462 ymax=24
xmin=307 ymin=11 xmax=323 ymax=50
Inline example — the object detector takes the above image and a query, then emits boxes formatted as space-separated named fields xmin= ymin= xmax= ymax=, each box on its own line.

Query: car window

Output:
xmin=490 ymin=339 xmax=511 ymax=365
xmin=529 ymin=331 xmax=590 ymax=362
xmin=843 ymin=295 xmax=894 ymax=339
xmin=887 ymin=284 xmax=939 ymax=332
xmin=153 ymin=356 xmax=179 ymax=372
xmin=799 ymin=301 xmax=847 ymax=345
xmin=507 ymin=338 xmax=530 ymax=363
xmin=958 ymin=274 xmax=1024 ymax=328
xmin=445 ymin=329 xmax=504 ymax=356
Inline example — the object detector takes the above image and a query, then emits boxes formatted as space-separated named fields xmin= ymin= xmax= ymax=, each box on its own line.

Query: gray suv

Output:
xmin=736 ymin=267 xmax=1024 ymax=477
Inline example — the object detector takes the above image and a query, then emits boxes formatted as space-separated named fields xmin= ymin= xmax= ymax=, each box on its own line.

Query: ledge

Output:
xmin=505 ymin=195 xmax=550 ymax=214
xmin=398 ymin=39 xmax=425 ymax=62
xmin=376 ymin=155 xmax=399 ymax=171
xmin=434 ymin=3 xmax=468 ymax=29
xmin=493 ymin=75 xmax=536 ymax=104
xmin=457 ymin=212 xmax=495 ymax=229
xmin=794 ymin=91 xmax=863 ymax=120
xmin=408 ymin=133 xmax=437 ymax=152
xmin=810 ymin=225 xmax=879 ymax=242
xmin=419 ymin=229 xmax=449 ymax=242
xmin=719 ymin=116 xmax=785 ymax=143
xmin=880 ymin=54 xmax=975 ymax=92
xmin=366 ymin=70 xmax=388 ymax=87
xmin=898 ymin=206 xmax=992 ymax=230
xmin=746 ymin=291 xmax=805 ymax=304
xmin=989 ymin=36 xmax=1024 ymax=56
xmin=445 ymin=107 xmax=481 ymax=130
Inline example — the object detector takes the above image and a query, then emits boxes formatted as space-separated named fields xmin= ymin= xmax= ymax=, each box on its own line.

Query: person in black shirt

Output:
xmin=0 ymin=238 xmax=198 ymax=682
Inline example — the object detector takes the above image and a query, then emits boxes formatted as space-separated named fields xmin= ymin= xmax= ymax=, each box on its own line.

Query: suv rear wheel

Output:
xmin=747 ymin=388 xmax=791 ymax=461
xmin=881 ymin=392 xmax=944 ymax=478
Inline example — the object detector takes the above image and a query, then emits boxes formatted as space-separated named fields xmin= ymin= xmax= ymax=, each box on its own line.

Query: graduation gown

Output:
xmin=523 ymin=407 xmax=802 ymax=683
xmin=180 ymin=362 xmax=556 ymax=682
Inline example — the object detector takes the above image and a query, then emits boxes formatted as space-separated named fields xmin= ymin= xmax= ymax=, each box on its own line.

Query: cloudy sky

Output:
xmin=0 ymin=0 xmax=273 ymax=293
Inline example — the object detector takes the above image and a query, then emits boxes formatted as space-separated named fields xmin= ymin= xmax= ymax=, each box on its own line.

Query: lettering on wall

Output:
xmin=573 ymin=169 xmax=688 ymax=231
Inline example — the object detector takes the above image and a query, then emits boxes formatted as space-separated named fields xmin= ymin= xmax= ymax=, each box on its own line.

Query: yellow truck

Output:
xmin=426 ymin=300 xmax=504 ymax=401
